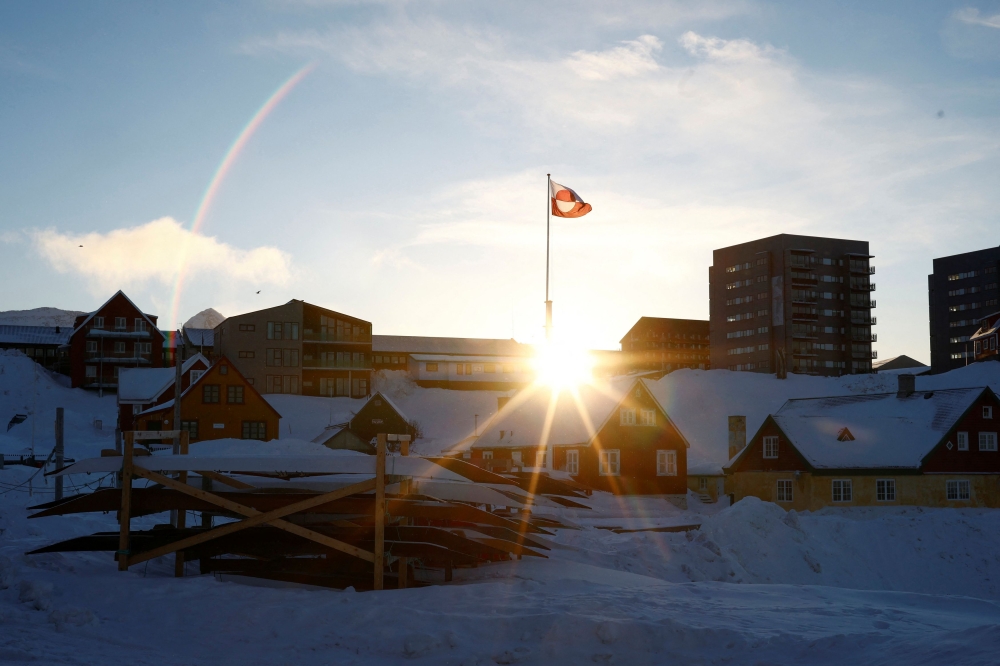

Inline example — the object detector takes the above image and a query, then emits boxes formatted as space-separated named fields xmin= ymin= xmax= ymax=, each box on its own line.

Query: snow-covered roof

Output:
xmin=872 ymin=354 xmax=929 ymax=371
xmin=468 ymin=378 xmax=641 ymax=450
xmin=184 ymin=327 xmax=215 ymax=347
xmin=373 ymin=335 xmax=533 ymax=357
xmin=409 ymin=353 xmax=532 ymax=364
xmin=0 ymin=325 xmax=71 ymax=346
xmin=971 ymin=312 xmax=1000 ymax=342
xmin=118 ymin=354 xmax=209 ymax=403
xmin=71 ymin=290 xmax=162 ymax=339
xmin=688 ymin=461 xmax=724 ymax=476
xmin=0 ymin=308 xmax=84 ymax=328
xmin=768 ymin=387 xmax=988 ymax=469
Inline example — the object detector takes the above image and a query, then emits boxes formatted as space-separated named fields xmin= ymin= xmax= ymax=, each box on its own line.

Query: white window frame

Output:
xmin=698 ymin=477 xmax=707 ymax=491
xmin=510 ymin=451 xmax=522 ymax=465
xmin=640 ymin=409 xmax=656 ymax=426
xmin=656 ymin=450 xmax=677 ymax=476
xmin=957 ymin=431 xmax=969 ymax=451
xmin=599 ymin=449 xmax=620 ymax=476
xmin=762 ymin=436 xmax=779 ymax=459
xmin=93 ymin=316 xmax=104 ymax=329
xmin=620 ymin=408 xmax=636 ymax=426
xmin=482 ymin=451 xmax=493 ymax=460
xmin=86 ymin=340 xmax=97 ymax=353
xmin=114 ymin=341 xmax=126 ymax=354
xmin=776 ymin=479 xmax=793 ymax=502
xmin=85 ymin=365 xmax=97 ymax=378
xmin=535 ymin=451 xmax=547 ymax=469
xmin=947 ymin=479 xmax=971 ymax=501
xmin=565 ymin=450 xmax=579 ymax=475
xmin=985 ymin=406 xmax=994 ymax=419
xmin=189 ymin=370 xmax=205 ymax=384
xmin=876 ymin=478 xmax=896 ymax=502
xmin=832 ymin=479 xmax=852 ymax=503
xmin=114 ymin=317 xmax=127 ymax=331
xmin=979 ymin=432 xmax=998 ymax=452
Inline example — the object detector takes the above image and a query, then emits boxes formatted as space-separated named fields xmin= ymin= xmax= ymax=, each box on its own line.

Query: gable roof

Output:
xmin=619 ymin=317 xmax=709 ymax=344
xmin=183 ymin=327 xmax=215 ymax=347
xmin=137 ymin=356 xmax=281 ymax=419
xmin=118 ymin=353 xmax=209 ymax=404
xmin=872 ymin=354 xmax=929 ymax=372
xmin=971 ymin=311 xmax=1000 ymax=343
xmin=760 ymin=387 xmax=989 ymax=470
xmin=71 ymin=290 xmax=163 ymax=339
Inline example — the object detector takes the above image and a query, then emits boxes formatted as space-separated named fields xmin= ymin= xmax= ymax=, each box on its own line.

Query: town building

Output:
xmin=182 ymin=327 xmax=216 ymax=360
xmin=725 ymin=375 xmax=1000 ymax=509
xmin=117 ymin=353 xmax=210 ymax=432
xmin=373 ymin=335 xmax=535 ymax=390
xmin=873 ymin=355 xmax=930 ymax=374
xmin=215 ymin=300 xmax=372 ymax=399
xmin=928 ymin=247 xmax=1000 ymax=372
xmin=461 ymin=378 xmax=691 ymax=498
xmin=971 ymin=311 xmax=1000 ymax=363
xmin=0 ymin=326 xmax=71 ymax=374
xmin=68 ymin=291 xmax=166 ymax=390
xmin=135 ymin=356 xmax=281 ymax=442
xmin=710 ymin=234 xmax=875 ymax=377
xmin=619 ymin=317 xmax=710 ymax=375
xmin=687 ymin=462 xmax=726 ymax=503
xmin=315 ymin=391 xmax=416 ymax=453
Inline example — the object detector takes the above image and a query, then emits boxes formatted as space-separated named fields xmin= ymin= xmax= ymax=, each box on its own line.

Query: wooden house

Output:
xmin=687 ymin=462 xmax=726 ymax=503
xmin=117 ymin=354 xmax=210 ymax=432
xmin=135 ymin=356 xmax=281 ymax=442
xmin=725 ymin=376 xmax=1000 ymax=509
xmin=68 ymin=291 xmax=166 ymax=390
xmin=316 ymin=391 xmax=416 ymax=453
xmin=464 ymin=378 xmax=690 ymax=499
xmin=971 ymin=311 xmax=1000 ymax=363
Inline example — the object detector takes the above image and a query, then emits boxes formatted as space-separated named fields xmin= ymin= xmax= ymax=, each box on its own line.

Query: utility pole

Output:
xmin=545 ymin=174 xmax=553 ymax=342
xmin=171 ymin=337 xmax=184 ymax=528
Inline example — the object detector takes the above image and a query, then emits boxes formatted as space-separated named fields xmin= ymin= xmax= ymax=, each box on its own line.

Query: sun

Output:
xmin=532 ymin=341 xmax=595 ymax=390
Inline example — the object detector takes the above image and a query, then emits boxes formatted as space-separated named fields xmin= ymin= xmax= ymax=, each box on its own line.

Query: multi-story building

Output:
xmin=214 ymin=299 xmax=372 ymax=398
xmin=619 ymin=317 xmax=710 ymax=375
xmin=373 ymin=335 xmax=535 ymax=390
xmin=928 ymin=247 xmax=1000 ymax=373
xmin=710 ymin=234 xmax=876 ymax=377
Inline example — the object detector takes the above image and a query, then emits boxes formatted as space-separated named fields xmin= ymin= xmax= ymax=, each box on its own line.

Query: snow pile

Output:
xmin=0 ymin=307 xmax=84 ymax=328
xmin=190 ymin=437 xmax=363 ymax=457
xmin=183 ymin=308 xmax=225 ymax=329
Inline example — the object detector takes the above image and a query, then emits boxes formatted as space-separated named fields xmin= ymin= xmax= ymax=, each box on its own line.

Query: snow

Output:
xmin=183 ymin=308 xmax=226 ymax=330
xmin=0 ymin=307 xmax=84 ymax=328
xmin=118 ymin=353 xmax=208 ymax=403
xmin=0 ymin=326 xmax=72 ymax=346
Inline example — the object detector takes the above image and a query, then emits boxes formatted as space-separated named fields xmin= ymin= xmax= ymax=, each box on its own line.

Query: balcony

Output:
xmin=86 ymin=328 xmax=152 ymax=339
xmin=852 ymin=333 xmax=877 ymax=342
xmin=84 ymin=354 xmax=152 ymax=364
xmin=851 ymin=314 xmax=876 ymax=325
xmin=791 ymin=291 xmax=818 ymax=304
xmin=849 ymin=261 xmax=875 ymax=275
xmin=303 ymin=331 xmax=372 ymax=344
xmin=850 ymin=278 xmax=874 ymax=291
xmin=790 ymin=271 xmax=818 ymax=284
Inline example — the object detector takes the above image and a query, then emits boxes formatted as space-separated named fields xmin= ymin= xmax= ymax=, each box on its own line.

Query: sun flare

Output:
xmin=532 ymin=342 xmax=595 ymax=390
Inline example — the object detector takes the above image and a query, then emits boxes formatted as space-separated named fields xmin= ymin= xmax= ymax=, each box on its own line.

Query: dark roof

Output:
xmin=872 ymin=355 xmax=929 ymax=371
xmin=620 ymin=317 xmax=709 ymax=344
xmin=0 ymin=326 xmax=71 ymax=346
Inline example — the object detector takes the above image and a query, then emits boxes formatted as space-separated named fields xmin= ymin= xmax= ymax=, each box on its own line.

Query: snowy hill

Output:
xmin=183 ymin=308 xmax=225 ymax=330
xmin=0 ymin=307 xmax=85 ymax=328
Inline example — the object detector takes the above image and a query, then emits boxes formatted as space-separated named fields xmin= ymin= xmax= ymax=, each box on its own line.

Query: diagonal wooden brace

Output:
xmin=121 ymin=467 xmax=376 ymax=568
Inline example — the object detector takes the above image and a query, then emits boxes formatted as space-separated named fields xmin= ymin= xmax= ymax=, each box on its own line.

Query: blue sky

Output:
xmin=1 ymin=1 xmax=999 ymax=360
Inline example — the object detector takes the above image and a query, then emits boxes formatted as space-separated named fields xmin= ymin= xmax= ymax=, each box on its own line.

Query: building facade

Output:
xmin=117 ymin=354 xmax=210 ymax=432
xmin=928 ymin=247 xmax=1000 ymax=373
xmin=0 ymin=326 xmax=71 ymax=374
xmin=215 ymin=300 xmax=372 ymax=399
xmin=710 ymin=234 xmax=875 ymax=377
xmin=68 ymin=291 xmax=166 ymax=390
xmin=374 ymin=335 xmax=535 ymax=390
xmin=619 ymin=317 xmax=709 ymax=375
xmin=971 ymin=311 xmax=1000 ymax=363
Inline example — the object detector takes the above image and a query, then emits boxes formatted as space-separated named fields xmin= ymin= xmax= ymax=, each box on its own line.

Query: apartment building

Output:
xmin=928 ymin=247 xmax=1000 ymax=373
xmin=709 ymin=234 xmax=875 ymax=377
xmin=215 ymin=300 xmax=372 ymax=398
xmin=619 ymin=317 xmax=710 ymax=375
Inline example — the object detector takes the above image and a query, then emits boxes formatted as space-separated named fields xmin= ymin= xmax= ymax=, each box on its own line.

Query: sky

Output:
xmin=1 ymin=1 xmax=999 ymax=360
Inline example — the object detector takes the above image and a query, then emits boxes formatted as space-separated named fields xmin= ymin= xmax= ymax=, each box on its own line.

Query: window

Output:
xmin=482 ymin=450 xmax=493 ymax=460
xmin=228 ymin=386 xmax=244 ymax=404
xmin=958 ymin=431 xmax=969 ymax=451
xmin=420 ymin=362 xmax=436 ymax=372
xmin=86 ymin=341 xmax=97 ymax=353
xmin=763 ymin=436 xmax=778 ymax=459
xmin=947 ymin=479 xmax=971 ymax=501
xmin=115 ymin=317 xmax=126 ymax=330
xmin=267 ymin=322 xmax=282 ymax=339
xmin=93 ymin=316 xmax=105 ymax=329
xmin=189 ymin=370 xmax=204 ymax=384
xmin=876 ymin=479 xmax=896 ymax=502
xmin=566 ymin=450 xmax=579 ymax=475
xmin=485 ymin=363 xmax=496 ymax=373
xmin=134 ymin=318 xmax=147 ymax=332
xmin=699 ymin=477 xmax=708 ymax=491
xmin=656 ymin=450 xmax=677 ymax=476
xmin=220 ymin=365 xmax=228 ymax=375
xmin=114 ymin=341 xmax=126 ymax=354
xmin=535 ymin=451 xmax=547 ymax=468
xmin=832 ymin=479 xmax=852 ymax=502
xmin=599 ymin=450 xmax=621 ymax=476
xmin=511 ymin=451 xmax=522 ymax=464
xmin=776 ymin=480 xmax=793 ymax=502
xmin=979 ymin=432 xmax=997 ymax=451
xmin=239 ymin=350 xmax=255 ymax=358
xmin=136 ymin=342 xmax=151 ymax=354
xmin=181 ymin=420 xmax=199 ymax=441
xmin=985 ymin=406 xmax=994 ymax=419
xmin=239 ymin=324 xmax=255 ymax=332
xmin=620 ymin=408 xmax=636 ymax=426
xmin=202 ymin=384 xmax=220 ymax=403
xmin=242 ymin=421 xmax=267 ymax=440
xmin=85 ymin=365 xmax=97 ymax=378
xmin=640 ymin=409 xmax=656 ymax=426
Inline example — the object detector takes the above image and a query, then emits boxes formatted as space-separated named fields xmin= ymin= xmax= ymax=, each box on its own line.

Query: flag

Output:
xmin=550 ymin=180 xmax=592 ymax=218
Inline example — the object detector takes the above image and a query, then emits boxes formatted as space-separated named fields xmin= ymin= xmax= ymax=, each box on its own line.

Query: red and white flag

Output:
xmin=550 ymin=180 xmax=593 ymax=218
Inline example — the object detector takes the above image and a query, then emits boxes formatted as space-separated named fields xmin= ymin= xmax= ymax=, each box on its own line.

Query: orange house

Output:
xmin=135 ymin=356 xmax=281 ymax=442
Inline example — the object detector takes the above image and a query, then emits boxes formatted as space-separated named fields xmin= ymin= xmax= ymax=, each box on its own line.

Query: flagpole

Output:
xmin=545 ymin=173 xmax=552 ymax=342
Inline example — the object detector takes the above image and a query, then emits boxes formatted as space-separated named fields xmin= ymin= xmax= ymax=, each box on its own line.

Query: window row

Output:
xmin=90 ymin=317 xmax=148 ymax=332
xmin=598 ymin=449 xmax=677 ymax=477
xmin=201 ymin=384 xmax=245 ymax=404
xmin=86 ymin=341 xmax=152 ymax=354
xmin=177 ymin=420 xmax=267 ymax=441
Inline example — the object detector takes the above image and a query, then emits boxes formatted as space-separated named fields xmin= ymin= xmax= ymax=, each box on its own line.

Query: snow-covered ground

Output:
xmin=5 ymin=350 xmax=1000 ymax=664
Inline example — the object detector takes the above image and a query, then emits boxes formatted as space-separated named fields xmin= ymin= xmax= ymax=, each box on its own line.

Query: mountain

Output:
xmin=183 ymin=308 xmax=226 ymax=330
xmin=0 ymin=307 xmax=86 ymax=328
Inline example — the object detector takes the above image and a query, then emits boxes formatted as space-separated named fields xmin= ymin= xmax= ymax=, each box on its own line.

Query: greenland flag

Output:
xmin=550 ymin=180 xmax=593 ymax=218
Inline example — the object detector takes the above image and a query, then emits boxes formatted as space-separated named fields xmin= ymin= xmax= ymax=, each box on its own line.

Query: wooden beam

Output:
xmin=196 ymin=470 xmax=254 ymax=490
xmin=398 ymin=439 xmax=410 ymax=589
xmin=117 ymin=432 xmax=134 ymax=571
xmin=125 ymin=467 xmax=376 ymax=567
xmin=174 ymin=431 xmax=190 ymax=578
xmin=374 ymin=433 xmax=386 ymax=591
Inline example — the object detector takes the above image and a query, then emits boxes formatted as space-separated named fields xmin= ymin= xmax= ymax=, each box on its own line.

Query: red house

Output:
xmin=69 ymin=291 xmax=166 ymax=390
xmin=117 ymin=353 xmax=210 ymax=432
xmin=971 ymin=311 xmax=1000 ymax=363
xmin=463 ymin=378 xmax=690 ymax=500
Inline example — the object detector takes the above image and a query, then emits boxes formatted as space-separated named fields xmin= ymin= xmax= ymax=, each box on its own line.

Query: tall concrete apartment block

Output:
xmin=928 ymin=247 xmax=1000 ymax=373
xmin=710 ymin=234 xmax=876 ymax=377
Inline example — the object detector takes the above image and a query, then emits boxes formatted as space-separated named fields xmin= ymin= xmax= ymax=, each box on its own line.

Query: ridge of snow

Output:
xmin=0 ymin=307 xmax=85 ymax=328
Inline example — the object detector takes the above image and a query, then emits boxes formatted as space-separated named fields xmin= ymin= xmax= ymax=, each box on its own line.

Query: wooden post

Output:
xmin=398 ymin=435 xmax=410 ymax=589
xmin=117 ymin=431 xmax=134 ymax=571
xmin=54 ymin=407 xmax=64 ymax=501
xmin=374 ymin=433 xmax=386 ymax=591
xmin=174 ymin=430 xmax=190 ymax=577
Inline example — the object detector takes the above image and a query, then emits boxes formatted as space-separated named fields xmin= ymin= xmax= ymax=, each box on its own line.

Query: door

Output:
xmin=716 ymin=478 xmax=726 ymax=503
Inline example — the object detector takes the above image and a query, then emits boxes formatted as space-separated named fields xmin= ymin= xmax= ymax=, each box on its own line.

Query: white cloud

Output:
xmin=32 ymin=217 xmax=292 ymax=294
xmin=567 ymin=35 xmax=662 ymax=81
xmin=955 ymin=7 xmax=1000 ymax=29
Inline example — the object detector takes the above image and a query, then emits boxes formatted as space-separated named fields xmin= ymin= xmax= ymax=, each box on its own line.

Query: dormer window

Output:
xmin=837 ymin=427 xmax=855 ymax=442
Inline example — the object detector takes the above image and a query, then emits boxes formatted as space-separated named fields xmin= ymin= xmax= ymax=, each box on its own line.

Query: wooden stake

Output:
xmin=117 ymin=431 xmax=134 ymax=571
xmin=174 ymin=431 xmax=190 ymax=578
xmin=374 ymin=433 xmax=386 ymax=591
xmin=398 ymin=437 xmax=410 ymax=590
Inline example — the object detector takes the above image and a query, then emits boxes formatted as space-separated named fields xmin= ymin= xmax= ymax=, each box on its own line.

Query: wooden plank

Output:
xmin=125 ymin=467 xmax=376 ymax=566
xmin=374 ymin=433 xmax=386 ymax=591
xmin=196 ymin=470 xmax=254 ymax=490
xmin=117 ymin=432 xmax=134 ymax=571
xmin=398 ymin=440 xmax=410 ymax=589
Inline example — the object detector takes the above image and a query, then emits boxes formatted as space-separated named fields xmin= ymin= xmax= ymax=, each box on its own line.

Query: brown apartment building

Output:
xmin=620 ymin=317 xmax=709 ymax=375
xmin=214 ymin=300 xmax=373 ymax=398
xmin=709 ymin=234 xmax=876 ymax=377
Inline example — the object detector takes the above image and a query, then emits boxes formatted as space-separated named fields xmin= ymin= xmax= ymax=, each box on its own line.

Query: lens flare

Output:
xmin=532 ymin=342 xmax=595 ymax=390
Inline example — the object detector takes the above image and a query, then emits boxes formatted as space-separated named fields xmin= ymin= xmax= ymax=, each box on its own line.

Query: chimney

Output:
xmin=728 ymin=415 xmax=746 ymax=460
xmin=498 ymin=396 xmax=511 ymax=412
xmin=897 ymin=374 xmax=915 ymax=398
